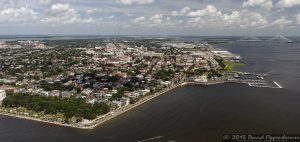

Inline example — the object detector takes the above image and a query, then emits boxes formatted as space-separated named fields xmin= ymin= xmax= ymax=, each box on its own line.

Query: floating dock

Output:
xmin=273 ymin=81 xmax=283 ymax=88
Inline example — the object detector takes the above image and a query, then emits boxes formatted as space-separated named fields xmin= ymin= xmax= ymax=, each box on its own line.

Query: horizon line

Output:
xmin=1 ymin=34 xmax=300 ymax=37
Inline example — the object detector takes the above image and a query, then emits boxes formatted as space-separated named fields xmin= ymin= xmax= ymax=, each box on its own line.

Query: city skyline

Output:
xmin=1 ymin=0 xmax=300 ymax=36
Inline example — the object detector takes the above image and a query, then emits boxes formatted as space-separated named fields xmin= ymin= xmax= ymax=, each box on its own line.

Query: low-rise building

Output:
xmin=194 ymin=75 xmax=208 ymax=83
xmin=49 ymin=90 xmax=60 ymax=97
xmin=82 ymin=89 xmax=93 ymax=95
xmin=40 ymin=91 xmax=49 ymax=97
xmin=120 ymin=97 xmax=130 ymax=106
xmin=61 ymin=91 xmax=71 ymax=98
xmin=0 ymin=90 xmax=6 ymax=102
xmin=86 ymin=95 xmax=96 ymax=104
xmin=112 ymin=100 xmax=122 ymax=108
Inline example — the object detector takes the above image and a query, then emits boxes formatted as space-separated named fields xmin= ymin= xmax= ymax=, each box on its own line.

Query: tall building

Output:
xmin=0 ymin=90 xmax=6 ymax=102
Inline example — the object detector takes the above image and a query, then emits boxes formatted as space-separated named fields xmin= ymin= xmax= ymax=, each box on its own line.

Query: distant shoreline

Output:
xmin=0 ymin=80 xmax=281 ymax=130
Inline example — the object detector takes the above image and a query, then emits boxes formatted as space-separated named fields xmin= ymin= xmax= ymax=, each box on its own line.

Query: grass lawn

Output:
xmin=224 ymin=61 xmax=245 ymax=72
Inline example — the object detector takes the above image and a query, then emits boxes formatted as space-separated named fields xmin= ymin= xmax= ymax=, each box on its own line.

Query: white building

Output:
xmin=0 ymin=90 xmax=6 ymax=102
xmin=40 ymin=91 xmax=49 ymax=97
xmin=112 ymin=100 xmax=123 ymax=108
xmin=86 ymin=95 xmax=96 ymax=104
xmin=143 ymin=51 xmax=164 ymax=57
xmin=49 ymin=90 xmax=60 ymax=97
xmin=120 ymin=97 xmax=130 ymax=106
xmin=194 ymin=75 xmax=208 ymax=83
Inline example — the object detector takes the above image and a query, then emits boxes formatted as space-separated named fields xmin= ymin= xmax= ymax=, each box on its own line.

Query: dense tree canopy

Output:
xmin=154 ymin=69 xmax=175 ymax=81
xmin=40 ymin=81 xmax=73 ymax=91
xmin=2 ymin=93 xmax=110 ymax=120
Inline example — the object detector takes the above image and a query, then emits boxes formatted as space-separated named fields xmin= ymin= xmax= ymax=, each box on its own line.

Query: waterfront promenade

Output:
xmin=79 ymin=77 xmax=186 ymax=129
xmin=0 ymin=76 xmax=282 ymax=129
xmin=0 ymin=76 xmax=187 ymax=129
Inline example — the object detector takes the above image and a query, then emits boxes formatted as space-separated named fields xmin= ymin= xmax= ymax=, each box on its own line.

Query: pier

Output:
xmin=273 ymin=81 xmax=283 ymax=88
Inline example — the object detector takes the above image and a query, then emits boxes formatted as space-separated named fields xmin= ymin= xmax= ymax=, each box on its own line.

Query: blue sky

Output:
xmin=0 ymin=0 xmax=300 ymax=36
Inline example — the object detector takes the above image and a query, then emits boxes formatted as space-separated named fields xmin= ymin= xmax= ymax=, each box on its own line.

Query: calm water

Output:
xmin=216 ymin=42 xmax=300 ymax=92
xmin=1 ymin=41 xmax=300 ymax=142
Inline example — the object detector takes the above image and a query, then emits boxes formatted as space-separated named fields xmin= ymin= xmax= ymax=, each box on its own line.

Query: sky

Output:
xmin=0 ymin=0 xmax=300 ymax=36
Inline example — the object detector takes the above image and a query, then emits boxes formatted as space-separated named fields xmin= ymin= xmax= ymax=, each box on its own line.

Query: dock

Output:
xmin=273 ymin=81 xmax=283 ymax=88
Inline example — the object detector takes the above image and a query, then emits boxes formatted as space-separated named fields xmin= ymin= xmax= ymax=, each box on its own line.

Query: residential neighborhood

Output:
xmin=0 ymin=38 xmax=245 ymax=127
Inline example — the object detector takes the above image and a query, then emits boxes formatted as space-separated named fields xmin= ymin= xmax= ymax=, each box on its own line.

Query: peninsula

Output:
xmin=0 ymin=38 xmax=280 ymax=129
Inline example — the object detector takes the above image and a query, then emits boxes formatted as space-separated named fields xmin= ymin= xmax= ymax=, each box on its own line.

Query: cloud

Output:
xmin=1 ymin=0 xmax=18 ymax=8
xmin=0 ymin=5 xmax=38 ymax=25
xmin=277 ymin=0 xmax=300 ymax=7
xmin=51 ymin=3 xmax=70 ymax=12
xmin=119 ymin=0 xmax=154 ymax=5
xmin=187 ymin=5 xmax=221 ymax=17
xmin=134 ymin=16 xmax=145 ymax=22
xmin=222 ymin=11 xmax=241 ymax=27
xmin=182 ymin=6 xmax=269 ymax=29
xmin=41 ymin=3 xmax=96 ymax=25
xmin=243 ymin=0 xmax=273 ymax=9
xmin=133 ymin=14 xmax=178 ymax=27
xmin=171 ymin=7 xmax=190 ymax=16
xmin=149 ymin=14 xmax=163 ymax=24
xmin=271 ymin=16 xmax=292 ymax=28
xmin=108 ymin=15 xmax=115 ymax=19
xmin=134 ymin=14 xmax=163 ymax=27
xmin=134 ymin=16 xmax=146 ymax=23
xmin=240 ymin=11 xmax=269 ymax=28
xmin=0 ymin=0 xmax=300 ymax=35
xmin=85 ymin=7 xmax=131 ymax=15
xmin=38 ymin=0 xmax=52 ymax=6
xmin=296 ymin=13 xmax=300 ymax=24
xmin=86 ymin=8 xmax=98 ymax=14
